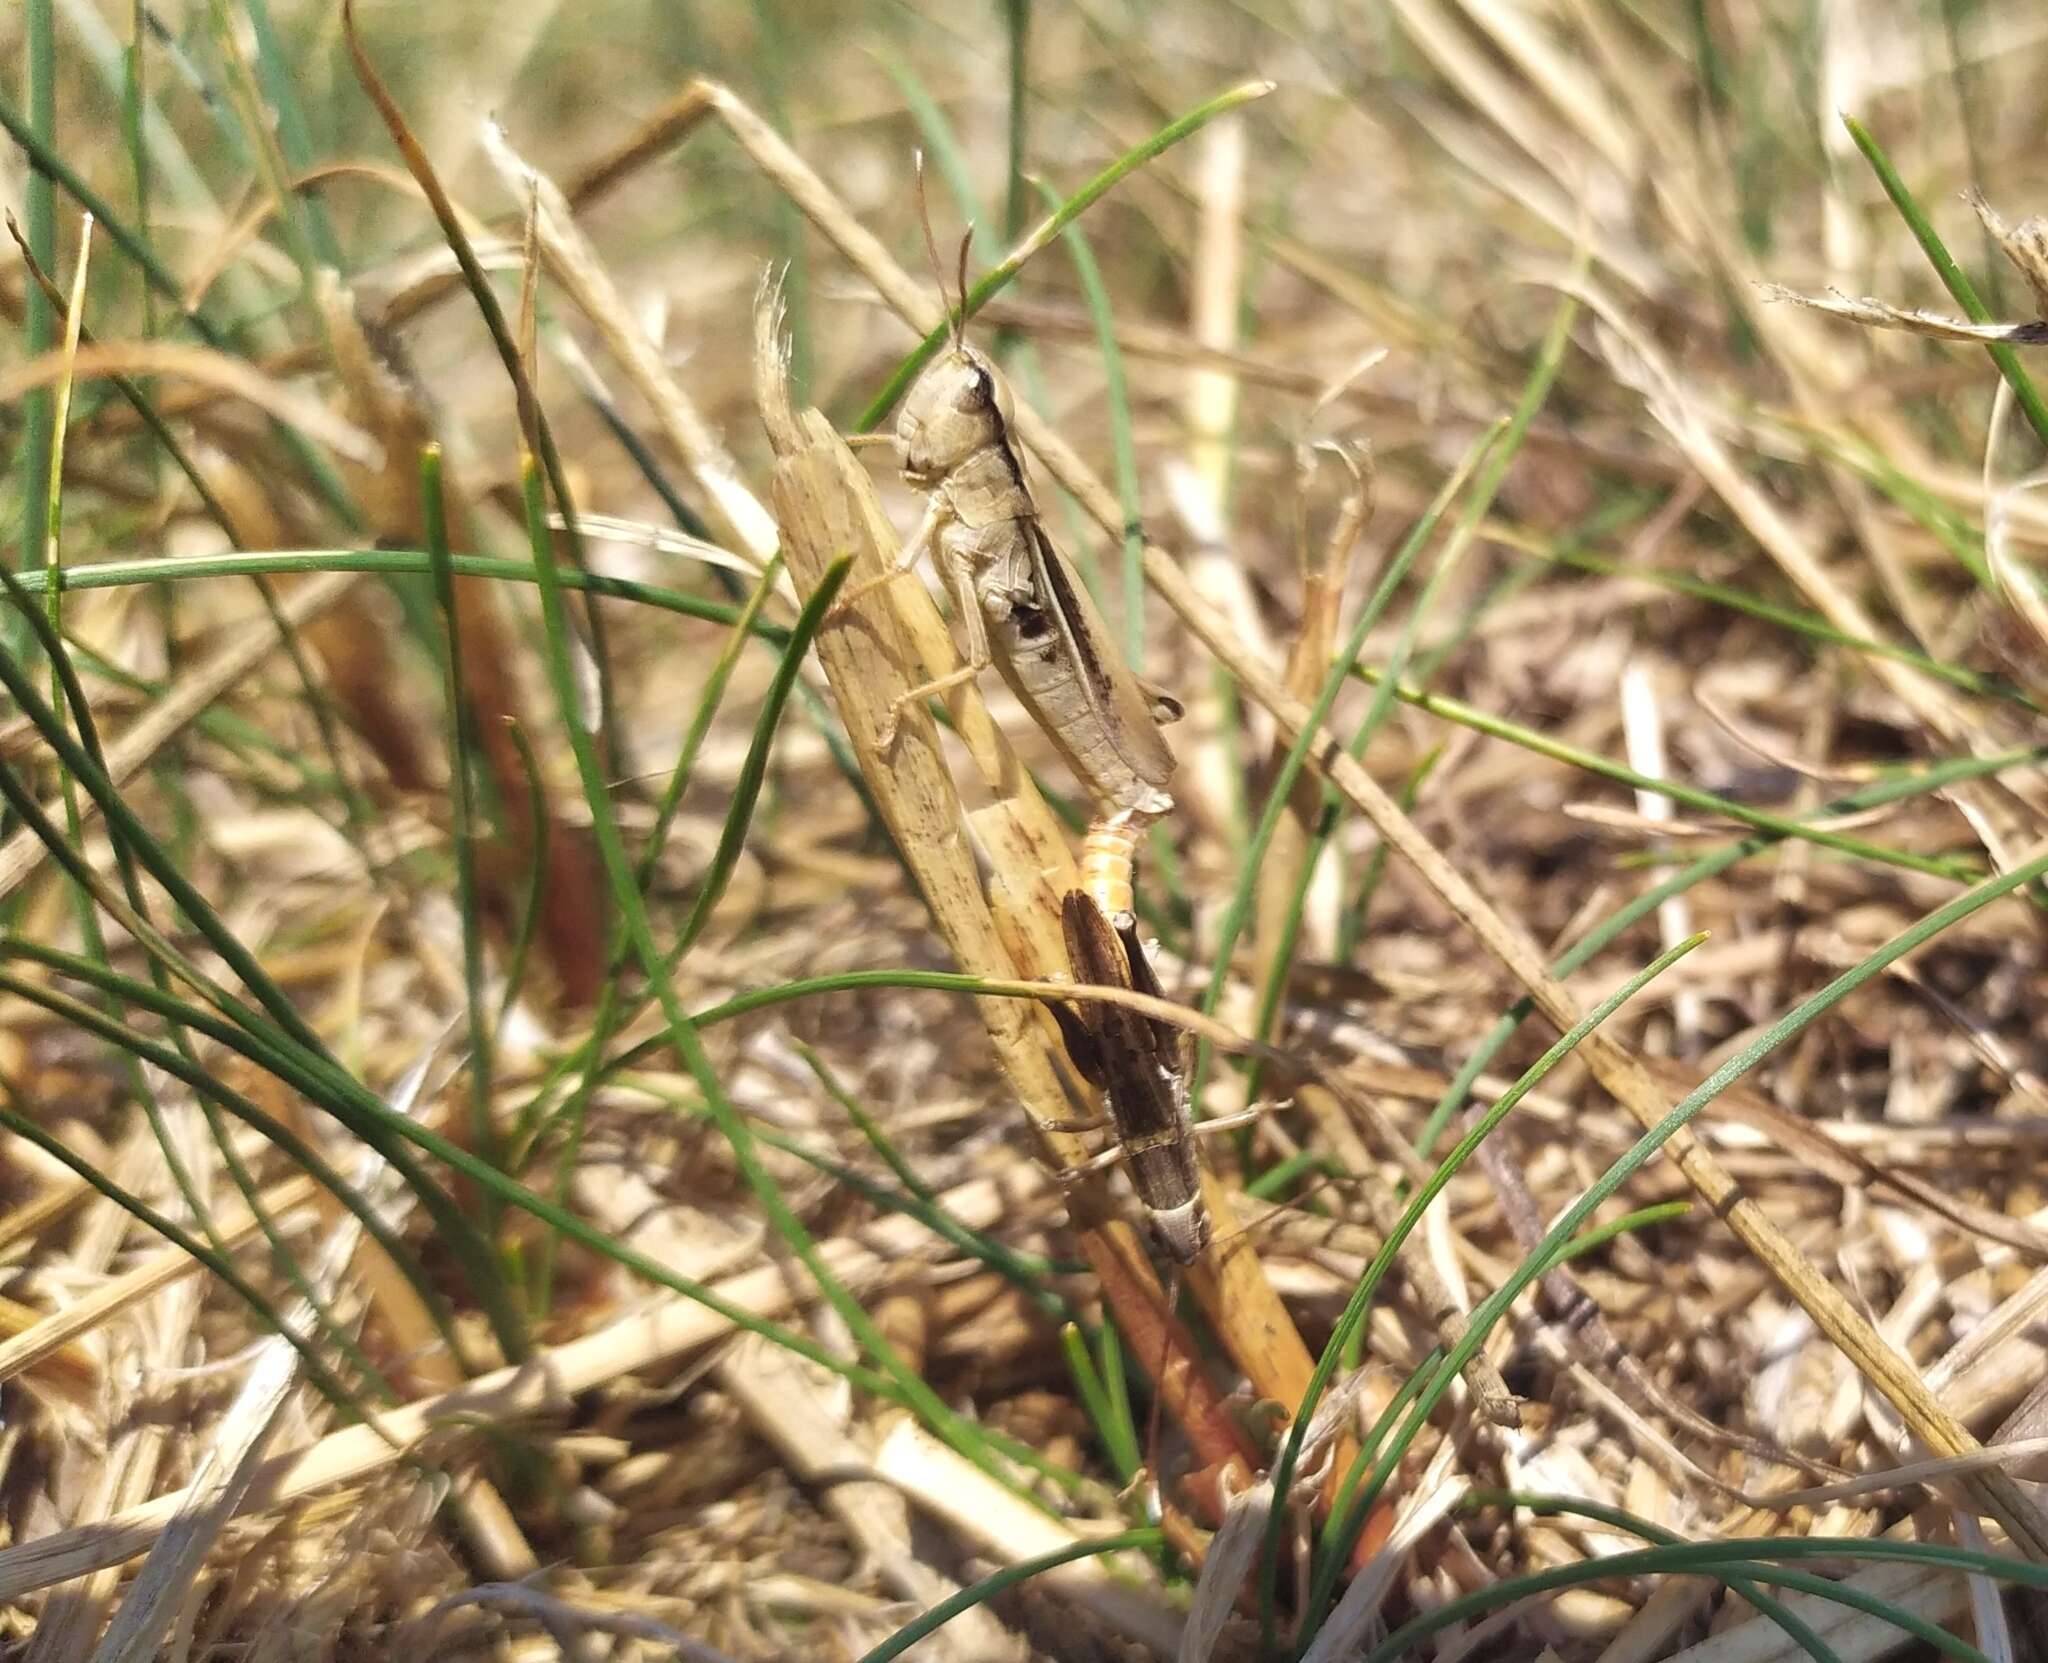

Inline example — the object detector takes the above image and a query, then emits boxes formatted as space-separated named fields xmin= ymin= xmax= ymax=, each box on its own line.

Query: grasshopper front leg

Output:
xmin=876 ymin=530 xmax=992 ymax=749
xmin=832 ymin=496 xmax=944 ymax=617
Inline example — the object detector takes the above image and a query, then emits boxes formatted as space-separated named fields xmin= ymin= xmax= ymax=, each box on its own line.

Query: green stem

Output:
xmin=13 ymin=548 xmax=771 ymax=634
xmin=1844 ymin=114 xmax=2048 ymax=456
xmin=422 ymin=448 xmax=502 ymax=1208
xmin=17 ymin=0 xmax=57 ymax=586
xmin=1358 ymin=668 xmax=1982 ymax=884
xmin=853 ymin=1529 xmax=1162 ymax=1663
xmin=855 ymin=78 xmax=1273 ymax=432
xmin=1041 ymin=179 xmax=1144 ymax=660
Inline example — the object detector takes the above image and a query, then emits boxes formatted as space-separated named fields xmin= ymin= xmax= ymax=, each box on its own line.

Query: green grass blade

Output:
xmin=879 ymin=51 xmax=1108 ymax=592
xmin=611 ymin=967 xmax=1113 ymax=1074
xmin=1801 ymin=422 xmax=1997 ymax=593
xmin=34 ymin=223 xmax=269 ymax=1262
xmin=1269 ymin=934 xmax=1706 ymax=1641
xmin=343 ymin=8 xmax=623 ymax=756
xmin=749 ymin=0 xmax=811 ymax=394
xmin=11 ymin=0 xmax=57 ymax=667
xmin=0 ymin=951 xmax=466 ymax=1372
xmin=0 ymin=81 xmax=360 ymax=527
xmin=1190 ymin=422 xmax=1505 ymax=1106
xmin=0 ymin=1084 xmax=363 ymax=1415
xmin=565 ymin=333 xmax=874 ymax=818
xmin=671 ymin=558 xmax=847 ymax=956
xmin=1306 ymin=844 xmax=2048 ymax=1642
xmin=0 ymin=80 xmax=204 ymax=308
xmin=18 ymin=547 xmax=776 ymax=634
xmin=1844 ymin=114 xmax=2048 ymax=456
xmin=1527 ymin=536 xmax=2022 ymax=706
xmin=14 ymin=251 xmax=258 ymax=1318
xmin=1317 ymin=1349 xmax=1437 ymax=1566
xmin=1036 ymin=178 xmax=1144 ymax=659
xmin=239 ymin=0 xmax=344 ymax=268
xmin=422 ymin=445 xmax=501 ymax=1199
xmin=1243 ymin=1148 xmax=1330 ymax=1200
xmin=0 ymin=246 xmax=381 ymax=839
xmin=1347 ymin=281 xmax=1581 ymax=734
xmin=1553 ymin=1201 xmax=1692 ymax=1265
xmin=1413 ymin=738 xmax=2048 ymax=1157
xmin=1471 ymin=1492 xmax=1995 ymax=1663
xmin=526 ymin=555 xmax=787 ymax=1304
xmin=1093 ymin=1317 xmax=1140 ymax=1490
xmin=855 ymin=77 xmax=1274 ymax=432
xmin=630 ymin=1070 xmax=1076 ymax=1306
xmin=1357 ymin=670 xmax=1982 ymax=884
xmin=5 ymin=935 xmax=911 ymax=1399
xmin=16 ymin=0 xmax=57 ymax=599
xmin=205 ymin=0 xmax=319 ymax=286
xmin=854 ymin=1528 xmax=1162 ymax=1663
xmin=798 ymin=1042 xmax=937 ymax=1207
xmin=1059 ymin=1323 xmax=1139 ymax=1482
xmin=1359 ymin=1508 xmax=2039 ymax=1663
xmin=0 ymin=640 xmax=528 ymax=1358
xmin=122 ymin=1 xmax=153 ymax=335
xmin=8 ymin=316 xmax=375 ymax=1365
xmin=505 ymin=452 xmax=1040 ymax=1497
xmin=1230 ymin=283 xmax=1580 ymax=1122
xmin=493 ymin=717 xmax=551 ymax=1033
xmin=875 ymin=54 xmax=996 ymax=259
xmin=1002 ymin=0 xmax=1030 ymax=246
xmin=0 ymin=607 xmax=355 ymax=1056
xmin=1415 ymin=1493 xmax=1845 ymax=1663
xmin=1333 ymin=744 xmax=1439 ymax=964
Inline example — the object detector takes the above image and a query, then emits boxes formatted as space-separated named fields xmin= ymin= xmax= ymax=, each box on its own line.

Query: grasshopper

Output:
xmin=855 ymin=195 xmax=1182 ymax=924
xmin=1053 ymin=890 xmax=1260 ymax=1265
xmin=856 ymin=184 xmax=1212 ymax=1255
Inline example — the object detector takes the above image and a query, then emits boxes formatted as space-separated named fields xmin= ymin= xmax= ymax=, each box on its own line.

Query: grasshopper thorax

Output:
xmin=897 ymin=341 xmax=1017 ymax=491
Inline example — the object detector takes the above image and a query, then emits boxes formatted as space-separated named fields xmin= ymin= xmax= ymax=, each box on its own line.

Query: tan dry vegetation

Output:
xmin=2 ymin=1 xmax=2048 ymax=1658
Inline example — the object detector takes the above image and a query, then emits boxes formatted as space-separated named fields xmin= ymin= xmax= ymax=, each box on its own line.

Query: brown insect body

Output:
xmin=1056 ymin=890 xmax=1208 ymax=1265
xmin=895 ymin=340 xmax=1179 ymax=828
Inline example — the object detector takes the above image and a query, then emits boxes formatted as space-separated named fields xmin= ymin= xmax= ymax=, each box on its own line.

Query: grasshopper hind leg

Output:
xmin=875 ymin=658 xmax=988 ymax=750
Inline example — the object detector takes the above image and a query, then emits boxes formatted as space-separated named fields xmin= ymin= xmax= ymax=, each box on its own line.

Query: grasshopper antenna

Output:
xmin=1143 ymin=1266 xmax=1180 ymax=1528
xmin=954 ymin=227 xmax=973 ymax=350
xmin=912 ymin=151 xmax=960 ymax=349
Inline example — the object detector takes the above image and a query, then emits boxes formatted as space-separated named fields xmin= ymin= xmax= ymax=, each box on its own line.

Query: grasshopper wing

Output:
xmin=1027 ymin=521 xmax=1177 ymax=806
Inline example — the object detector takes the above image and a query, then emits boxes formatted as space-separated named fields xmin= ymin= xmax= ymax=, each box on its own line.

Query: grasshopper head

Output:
xmin=897 ymin=341 xmax=1014 ymax=490
xmin=1148 ymin=1198 xmax=1211 ymax=1266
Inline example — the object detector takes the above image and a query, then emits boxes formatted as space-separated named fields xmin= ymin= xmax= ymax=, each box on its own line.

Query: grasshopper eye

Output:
xmin=960 ymin=365 xmax=996 ymax=410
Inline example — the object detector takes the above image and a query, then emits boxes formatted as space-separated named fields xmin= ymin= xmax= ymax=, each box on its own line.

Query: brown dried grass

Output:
xmin=3 ymin=2 xmax=2048 ymax=1659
